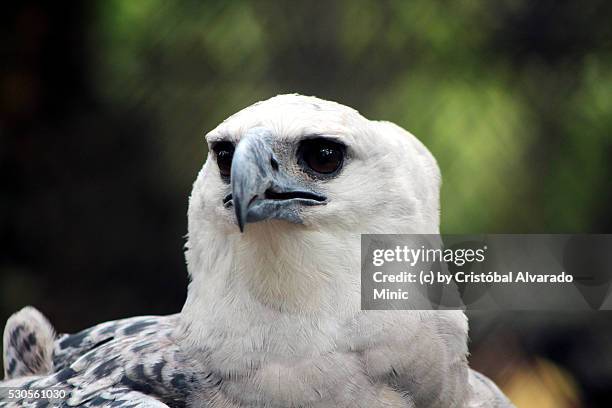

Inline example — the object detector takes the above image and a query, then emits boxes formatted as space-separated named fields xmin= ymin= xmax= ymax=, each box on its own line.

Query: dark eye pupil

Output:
xmin=213 ymin=142 xmax=234 ymax=178
xmin=302 ymin=139 xmax=344 ymax=175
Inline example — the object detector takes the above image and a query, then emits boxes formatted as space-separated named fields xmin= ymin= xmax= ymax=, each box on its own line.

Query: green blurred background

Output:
xmin=1 ymin=1 xmax=611 ymax=407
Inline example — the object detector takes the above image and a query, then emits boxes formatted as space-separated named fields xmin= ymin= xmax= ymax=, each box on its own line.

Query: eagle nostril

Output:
xmin=222 ymin=193 xmax=233 ymax=207
xmin=270 ymin=157 xmax=279 ymax=171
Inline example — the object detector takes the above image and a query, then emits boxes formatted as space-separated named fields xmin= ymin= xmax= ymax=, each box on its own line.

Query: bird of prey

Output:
xmin=1 ymin=94 xmax=513 ymax=407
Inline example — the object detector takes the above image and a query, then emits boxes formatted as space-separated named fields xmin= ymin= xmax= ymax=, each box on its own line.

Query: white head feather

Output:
xmin=178 ymin=94 xmax=468 ymax=407
xmin=184 ymin=94 xmax=441 ymax=312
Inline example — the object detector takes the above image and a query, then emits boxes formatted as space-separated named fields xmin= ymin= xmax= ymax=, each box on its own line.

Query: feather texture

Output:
xmin=1 ymin=94 xmax=513 ymax=407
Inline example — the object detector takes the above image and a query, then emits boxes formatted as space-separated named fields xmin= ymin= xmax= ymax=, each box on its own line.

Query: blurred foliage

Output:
xmin=503 ymin=358 xmax=581 ymax=408
xmin=1 ymin=1 xmax=612 ymax=406
xmin=83 ymin=0 xmax=612 ymax=234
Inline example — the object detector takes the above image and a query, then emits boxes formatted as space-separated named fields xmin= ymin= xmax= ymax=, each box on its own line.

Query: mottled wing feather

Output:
xmin=3 ymin=307 xmax=55 ymax=379
xmin=53 ymin=315 xmax=179 ymax=372
xmin=59 ymin=388 xmax=171 ymax=408
xmin=2 ymin=315 xmax=210 ymax=408
xmin=75 ymin=388 xmax=172 ymax=407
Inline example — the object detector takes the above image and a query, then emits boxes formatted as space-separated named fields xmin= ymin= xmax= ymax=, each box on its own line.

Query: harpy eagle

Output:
xmin=1 ymin=94 xmax=513 ymax=407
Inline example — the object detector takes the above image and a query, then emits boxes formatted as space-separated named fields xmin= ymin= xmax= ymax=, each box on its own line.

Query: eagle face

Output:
xmin=189 ymin=94 xmax=441 ymax=239
xmin=219 ymin=127 xmax=342 ymax=231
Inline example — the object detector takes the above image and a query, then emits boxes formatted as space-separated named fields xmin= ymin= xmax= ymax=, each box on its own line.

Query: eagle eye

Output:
xmin=298 ymin=138 xmax=345 ymax=176
xmin=212 ymin=142 xmax=235 ymax=179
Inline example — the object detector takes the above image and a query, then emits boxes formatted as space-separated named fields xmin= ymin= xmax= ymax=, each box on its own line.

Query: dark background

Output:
xmin=1 ymin=1 xmax=611 ymax=406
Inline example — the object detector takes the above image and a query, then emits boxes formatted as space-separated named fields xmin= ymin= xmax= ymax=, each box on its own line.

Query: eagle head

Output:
xmin=184 ymin=94 xmax=441 ymax=311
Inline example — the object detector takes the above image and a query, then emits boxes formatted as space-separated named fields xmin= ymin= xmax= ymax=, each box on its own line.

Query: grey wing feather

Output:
xmin=52 ymin=315 xmax=179 ymax=372
xmin=2 ymin=309 xmax=212 ymax=407
xmin=3 ymin=307 xmax=55 ymax=379
xmin=80 ymin=389 xmax=171 ymax=407
xmin=68 ymin=388 xmax=172 ymax=408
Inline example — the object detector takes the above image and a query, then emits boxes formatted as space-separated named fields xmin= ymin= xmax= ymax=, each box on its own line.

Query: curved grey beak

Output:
xmin=225 ymin=128 xmax=326 ymax=232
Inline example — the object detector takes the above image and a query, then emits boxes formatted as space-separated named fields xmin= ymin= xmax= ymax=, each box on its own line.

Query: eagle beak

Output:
xmin=227 ymin=127 xmax=326 ymax=232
